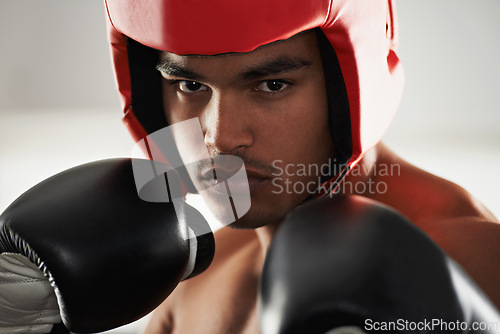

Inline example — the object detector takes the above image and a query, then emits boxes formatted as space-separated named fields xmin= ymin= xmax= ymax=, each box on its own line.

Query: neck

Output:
xmin=341 ymin=144 xmax=379 ymax=198
xmin=254 ymin=219 xmax=283 ymax=259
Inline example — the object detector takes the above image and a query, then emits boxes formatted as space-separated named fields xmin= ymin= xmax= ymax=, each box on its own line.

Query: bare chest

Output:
xmin=169 ymin=243 xmax=262 ymax=334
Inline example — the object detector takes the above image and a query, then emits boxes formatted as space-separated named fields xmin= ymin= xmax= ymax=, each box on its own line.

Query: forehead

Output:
xmin=158 ymin=31 xmax=321 ymax=75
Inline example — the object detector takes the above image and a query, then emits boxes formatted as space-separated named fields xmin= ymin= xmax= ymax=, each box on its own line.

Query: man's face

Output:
xmin=158 ymin=31 xmax=334 ymax=229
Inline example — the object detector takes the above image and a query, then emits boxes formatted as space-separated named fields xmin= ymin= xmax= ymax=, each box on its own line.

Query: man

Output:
xmin=103 ymin=0 xmax=500 ymax=332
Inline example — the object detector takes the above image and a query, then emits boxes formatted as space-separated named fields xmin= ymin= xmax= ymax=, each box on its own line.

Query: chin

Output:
xmin=196 ymin=187 xmax=304 ymax=230
xmin=226 ymin=205 xmax=287 ymax=230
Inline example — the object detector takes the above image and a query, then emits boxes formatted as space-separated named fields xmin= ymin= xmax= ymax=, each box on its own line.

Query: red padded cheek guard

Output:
xmin=107 ymin=25 xmax=146 ymax=143
xmin=324 ymin=0 xmax=404 ymax=165
xmin=104 ymin=0 xmax=404 ymax=195
xmin=316 ymin=0 xmax=404 ymax=194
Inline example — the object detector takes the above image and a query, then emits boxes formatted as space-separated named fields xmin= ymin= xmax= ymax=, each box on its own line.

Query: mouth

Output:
xmin=244 ymin=169 xmax=270 ymax=192
xmin=199 ymin=156 xmax=244 ymax=182
xmin=195 ymin=156 xmax=270 ymax=194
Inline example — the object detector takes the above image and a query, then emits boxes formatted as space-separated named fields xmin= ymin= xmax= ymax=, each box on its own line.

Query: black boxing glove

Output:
xmin=0 ymin=158 xmax=214 ymax=333
xmin=259 ymin=195 xmax=500 ymax=334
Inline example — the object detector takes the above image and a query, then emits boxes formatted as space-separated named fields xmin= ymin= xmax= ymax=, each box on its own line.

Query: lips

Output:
xmin=200 ymin=156 xmax=246 ymax=182
xmin=245 ymin=174 xmax=269 ymax=193
xmin=245 ymin=167 xmax=269 ymax=182
xmin=183 ymin=154 xmax=272 ymax=196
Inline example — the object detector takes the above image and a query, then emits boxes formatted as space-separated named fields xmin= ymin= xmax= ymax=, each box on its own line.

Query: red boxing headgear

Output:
xmin=104 ymin=0 xmax=404 ymax=195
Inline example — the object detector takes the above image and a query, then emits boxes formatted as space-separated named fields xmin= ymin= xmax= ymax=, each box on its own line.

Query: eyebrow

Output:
xmin=156 ymin=59 xmax=203 ymax=81
xmin=239 ymin=56 xmax=312 ymax=81
xmin=156 ymin=55 xmax=312 ymax=82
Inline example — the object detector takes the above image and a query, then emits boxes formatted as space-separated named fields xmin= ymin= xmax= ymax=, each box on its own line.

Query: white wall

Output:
xmin=384 ymin=0 xmax=500 ymax=218
xmin=0 ymin=1 xmax=119 ymax=110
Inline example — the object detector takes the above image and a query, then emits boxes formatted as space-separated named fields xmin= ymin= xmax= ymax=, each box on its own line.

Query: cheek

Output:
xmin=162 ymin=84 xmax=207 ymax=124
xmin=253 ymin=98 xmax=332 ymax=213
xmin=259 ymin=84 xmax=331 ymax=165
xmin=293 ymin=80 xmax=331 ymax=155
xmin=162 ymin=85 xmax=180 ymax=124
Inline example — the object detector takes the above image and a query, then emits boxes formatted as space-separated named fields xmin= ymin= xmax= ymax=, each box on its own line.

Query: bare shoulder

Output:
xmin=374 ymin=144 xmax=500 ymax=258
xmin=424 ymin=215 xmax=500 ymax=308
xmin=372 ymin=143 xmax=500 ymax=306
xmin=372 ymin=143 xmax=498 ymax=225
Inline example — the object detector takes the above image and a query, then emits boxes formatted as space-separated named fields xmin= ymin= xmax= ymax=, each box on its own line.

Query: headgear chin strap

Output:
xmin=105 ymin=0 xmax=404 ymax=196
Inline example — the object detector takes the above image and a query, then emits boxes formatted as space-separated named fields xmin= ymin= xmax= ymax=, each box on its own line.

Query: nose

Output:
xmin=202 ymin=91 xmax=254 ymax=155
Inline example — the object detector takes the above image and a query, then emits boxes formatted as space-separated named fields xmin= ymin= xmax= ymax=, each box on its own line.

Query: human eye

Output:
xmin=256 ymin=80 xmax=290 ymax=93
xmin=177 ymin=80 xmax=208 ymax=93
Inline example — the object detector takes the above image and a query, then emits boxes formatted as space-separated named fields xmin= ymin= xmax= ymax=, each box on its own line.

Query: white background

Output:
xmin=0 ymin=1 xmax=499 ymax=333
